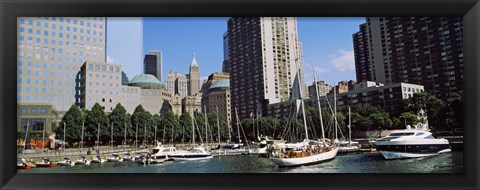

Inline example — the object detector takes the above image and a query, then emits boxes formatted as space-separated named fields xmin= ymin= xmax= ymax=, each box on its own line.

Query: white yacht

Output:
xmin=338 ymin=140 xmax=361 ymax=154
xmin=90 ymin=155 xmax=106 ymax=164
xmin=74 ymin=155 xmax=90 ymax=165
xmin=151 ymin=144 xmax=179 ymax=161
xmin=107 ymin=153 xmax=123 ymax=162
xmin=57 ymin=157 xmax=74 ymax=166
xmin=122 ymin=153 xmax=134 ymax=162
xmin=374 ymin=126 xmax=451 ymax=159
xmin=170 ymin=146 xmax=213 ymax=161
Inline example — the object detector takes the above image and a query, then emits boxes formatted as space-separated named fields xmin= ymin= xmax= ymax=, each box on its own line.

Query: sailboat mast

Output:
xmin=62 ymin=122 xmax=66 ymax=156
xmin=135 ymin=123 xmax=138 ymax=148
xmin=216 ymin=106 xmax=220 ymax=145
xmin=154 ymin=125 xmax=157 ymax=146
xmin=23 ymin=121 xmax=30 ymax=158
xmin=81 ymin=121 xmax=84 ymax=153
xmin=124 ymin=122 xmax=127 ymax=150
xmin=235 ymin=108 xmax=240 ymax=143
xmin=312 ymin=65 xmax=326 ymax=146
xmin=204 ymin=106 xmax=208 ymax=147
xmin=96 ymin=123 xmax=100 ymax=151
xmin=111 ymin=122 xmax=113 ymax=148
xmin=334 ymin=85 xmax=338 ymax=140
xmin=192 ymin=116 xmax=195 ymax=145
xmin=42 ymin=120 xmax=45 ymax=157
xmin=252 ymin=111 xmax=256 ymax=139
xmin=349 ymin=106 xmax=352 ymax=144
xmin=144 ymin=124 xmax=147 ymax=146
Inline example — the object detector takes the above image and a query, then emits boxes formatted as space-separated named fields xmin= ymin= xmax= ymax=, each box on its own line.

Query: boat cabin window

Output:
xmin=389 ymin=132 xmax=414 ymax=137
xmin=162 ymin=149 xmax=171 ymax=152
xmin=425 ymin=135 xmax=435 ymax=139
xmin=415 ymin=132 xmax=426 ymax=136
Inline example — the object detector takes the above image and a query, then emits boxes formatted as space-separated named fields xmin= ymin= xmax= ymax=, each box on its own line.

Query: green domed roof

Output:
xmin=128 ymin=74 xmax=165 ymax=88
xmin=209 ymin=79 xmax=230 ymax=91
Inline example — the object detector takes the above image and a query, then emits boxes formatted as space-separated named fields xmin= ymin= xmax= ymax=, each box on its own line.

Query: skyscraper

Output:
xmin=188 ymin=53 xmax=200 ymax=96
xmin=17 ymin=17 xmax=107 ymax=112
xmin=143 ymin=50 xmax=162 ymax=81
xmin=353 ymin=17 xmax=463 ymax=103
xmin=166 ymin=69 xmax=188 ymax=99
xmin=222 ymin=32 xmax=230 ymax=73
xmin=226 ymin=17 xmax=304 ymax=120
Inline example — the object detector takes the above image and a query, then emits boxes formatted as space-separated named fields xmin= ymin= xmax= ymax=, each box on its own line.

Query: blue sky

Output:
xmin=108 ymin=17 xmax=365 ymax=86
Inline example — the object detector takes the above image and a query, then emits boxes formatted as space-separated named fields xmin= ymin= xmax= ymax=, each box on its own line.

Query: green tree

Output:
xmin=403 ymin=91 xmax=445 ymax=127
xmin=397 ymin=112 xmax=420 ymax=128
xmin=443 ymin=91 xmax=464 ymax=132
xmin=178 ymin=112 xmax=192 ymax=143
xmin=108 ymin=103 xmax=131 ymax=145
xmin=368 ymin=112 xmax=393 ymax=130
xmin=56 ymin=104 xmax=85 ymax=144
xmin=131 ymin=105 xmax=155 ymax=146
xmin=84 ymin=103 xmax=110 ymax=146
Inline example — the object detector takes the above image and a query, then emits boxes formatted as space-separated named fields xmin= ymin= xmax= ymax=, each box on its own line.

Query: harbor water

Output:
xmin=17 ymin=151 xmax=463 ymax=173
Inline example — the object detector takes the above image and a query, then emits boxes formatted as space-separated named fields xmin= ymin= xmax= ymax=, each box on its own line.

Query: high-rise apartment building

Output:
xmin=188 ymin=53 xmax=200 ymax=96
xmin=17 ymin=17 xmax=107 ymax=112
xmin=166 ymin=69 xmax=188 ymax=99
xmin=307 ymin=81 xmax=331 ymax=99
xmin=143 ymin=50 xmax=162 ymax=81
xmin=353 ymin=17 xmax=463 ymax=103
xmin=226 ymin=17 xmax=304 ymax=120
xmin=222 ymin=32 xmax=230 ymax=73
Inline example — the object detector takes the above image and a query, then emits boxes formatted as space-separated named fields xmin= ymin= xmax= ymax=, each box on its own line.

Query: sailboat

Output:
xmin=338 ymin=106 xmax=361 ymax=153
xmin=58 ymin=122 xmax=75 ymax=166
xmin=122 ymin=122 xmax=134 ymax=161
xmin=169 ymin=111 xmax=213 ymax=161
xmin=107 ymin=122 xmax=123 ymax=162
xmin=34 ymin=120 xmax=57 ymax=167
xmin=211 ymin=107 xmax=248 ymax=156
xmin=268 ymin=65 xmax=339 ymax=167
xmin=75 ymin=122 xmax=90 ymax=165
xmin=17 ymin=121 xmax=34 ymax=169
xmin=91 ymin=123 xmax=106 ymax=164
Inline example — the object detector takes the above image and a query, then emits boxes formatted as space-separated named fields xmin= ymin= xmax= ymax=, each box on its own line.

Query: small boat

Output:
xmin=122 ymin=153 xmax=134 ymax=161
xmin=136 ymin=155 xmax=149 ymax=165
xmin=75 ymin=155 xmax=90 ymax=165
xmin=170 ymin=146 xmax=213 ymax=161
xmin=107 ymin=153 xmax=123 ymax=162
xmin=17 ymin=158 xmax=34 ymax=169
xmin=149 ymin=155 xmax=164 ymax=164
xmin=338 ymin=140 xmax=361 ymax=154
xmin=90 ymin=155 xmax=106 ymax=164
xmin=17 ymin=163 xmax=32 ymax=169
xmin=212 ymin=143 xmax=249 ymax=156
xmin=34 ymin=158 xmax=57 ymax=167
xmin=57 ymin=157 xmax=75 ymax=166
xmin=374 ymin=125 xmax=451 ymax=160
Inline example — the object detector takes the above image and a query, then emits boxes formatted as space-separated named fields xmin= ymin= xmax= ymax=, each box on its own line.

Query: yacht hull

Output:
xmin=269 ymin=146 xmax=338 ymax=167
xmin=170 ymin=154 xmax=213 ymax=161
xmin=378 ymin=149 xmax=451 ymax=159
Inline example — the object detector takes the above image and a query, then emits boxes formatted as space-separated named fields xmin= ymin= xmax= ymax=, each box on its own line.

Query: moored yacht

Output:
xmin=57 ymin=157 xmax=74 ymax=166
xmin=151 ymin=144 xmax=179 ymax=161
xmin=107 ymin=153 xmax=123 ymax=162
xmin=90 ymin=155 xmax=105 ymax=164
xmin=374 ymin=125 xmax=451 ymax=160
xmin=170 ymin=146 xmax=213 ymax=161
xmin=75 ymin=155 xmax=90 ymax=165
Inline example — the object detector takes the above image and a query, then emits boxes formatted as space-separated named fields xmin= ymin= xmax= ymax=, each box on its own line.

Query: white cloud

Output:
xmin=106 ymin=56 xmax=115 ymax=63
xmin=330 ymin=50 xmax=355 ymax=72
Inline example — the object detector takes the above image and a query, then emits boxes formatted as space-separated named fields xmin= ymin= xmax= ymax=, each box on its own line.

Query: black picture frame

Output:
xmin=1 ymin=0 xmax=478 ymax=189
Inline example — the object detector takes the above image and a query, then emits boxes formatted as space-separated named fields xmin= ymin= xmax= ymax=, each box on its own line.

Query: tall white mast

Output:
xmin=23 ymin=121 xmax=30 ymax=158
xmin=62 ymin=122 xmax=66 ymax=157
xmin=312 ymin=65 xmax=326 ymax=146
xmin=80 ymin=121 xmax=84 ymax=154
xmin=96 ymin=123 xmax=100 ymax=151
xmin=204 ymin=106 xmax=208 ymax=147
xmin=334 ymin=85 xmax=338 ymax=141
xmin=192 ymin=115 xmax=195 ymax=145
xmin=349 ymin=106 xmax=352 ymax=145
xmin=216 ymin=106 xmax=220 ymax=145
xmin=235 ymin=107 xmax=241 ymax=143
xmin=110 ymin=122 xmax=113 ymax=149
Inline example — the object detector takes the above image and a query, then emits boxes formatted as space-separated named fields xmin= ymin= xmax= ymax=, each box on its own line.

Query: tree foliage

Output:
xmin=56 ymin=104 xmax=85 ymax=144
xmin=84 ymin=103 xmax=109 ymax=145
